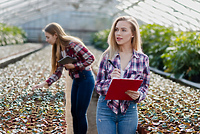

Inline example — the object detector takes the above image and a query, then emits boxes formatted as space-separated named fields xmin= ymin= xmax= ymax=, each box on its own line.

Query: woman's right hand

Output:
xmin=32 ymin=82 xmax=49 ymax=90
xmin=111 ymin=68 xmax=121 ymax=79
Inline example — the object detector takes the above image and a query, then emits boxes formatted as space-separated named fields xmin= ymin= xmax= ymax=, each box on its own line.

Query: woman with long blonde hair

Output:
xmin=32 ymin=22 xmax=95 ymax=134
xmin=95 ymin=16 xmax=150 ymax=134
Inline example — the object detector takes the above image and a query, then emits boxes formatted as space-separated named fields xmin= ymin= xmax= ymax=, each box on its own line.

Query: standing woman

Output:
xmin=32 ymin=22 xmax=95 ymax=134
xmin=95 ymin=16 xmax=150 ymax=134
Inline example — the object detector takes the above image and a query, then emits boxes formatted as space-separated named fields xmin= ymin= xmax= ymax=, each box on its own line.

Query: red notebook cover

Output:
xmin=105 ymin=79 xmax=143 ymax=100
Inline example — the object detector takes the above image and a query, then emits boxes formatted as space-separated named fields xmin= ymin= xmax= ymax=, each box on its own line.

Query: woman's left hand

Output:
xmin=125 ymin=90 xmax=140 ymax=100
xmin=64 ymin=63 xmax=75 ymax=69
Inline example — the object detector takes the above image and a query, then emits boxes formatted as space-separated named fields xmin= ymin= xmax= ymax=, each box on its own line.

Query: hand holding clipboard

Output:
xmin=105 ymin=79 xmax=142 ymax=100
xmin=106 ymin=60 xmax=142 ymax=100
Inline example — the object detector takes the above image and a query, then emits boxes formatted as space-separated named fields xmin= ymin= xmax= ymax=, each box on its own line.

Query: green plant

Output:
xmin=0 ymin=23 xmax=27 ymax=46
xmin=90 ymin=29 xmax=110 ymax=50
xmin=161 ymin=32 xmax=200 ymax=81
xmin=140 ymin=24 xmax=176 ymax=70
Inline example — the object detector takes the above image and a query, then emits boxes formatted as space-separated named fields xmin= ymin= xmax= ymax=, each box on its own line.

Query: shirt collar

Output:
xmin=114 ymin=49 xmax=140 ymax=59
xmin=132 ymin=49 xmax=140 ymax=59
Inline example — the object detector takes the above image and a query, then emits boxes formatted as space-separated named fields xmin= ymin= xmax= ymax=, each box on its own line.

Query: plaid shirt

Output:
xmin=95 ymin=49 xmax=150 ymax=114
xmin=46 ymin=41 xmax=95 ymax=86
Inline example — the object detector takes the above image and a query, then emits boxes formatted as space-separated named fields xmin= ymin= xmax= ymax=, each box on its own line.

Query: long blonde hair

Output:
xmin=105 ymin=16 xmax=142 ymax=59
xmin=43 ymin=22 xmax=85 ymax=74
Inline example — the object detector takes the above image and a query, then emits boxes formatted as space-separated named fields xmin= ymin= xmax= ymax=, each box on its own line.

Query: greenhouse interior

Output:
xmin=0 ymin=0 xmax=200 ymax=133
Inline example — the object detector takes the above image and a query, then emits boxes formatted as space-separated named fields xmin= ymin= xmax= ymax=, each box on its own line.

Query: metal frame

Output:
xmin=116 ymin=0 xmax=200 ymax=31
xmin=0 ymin=0 xmax=119 ymax=25
xmin=0 ymin=0 xmax=200 ymax=31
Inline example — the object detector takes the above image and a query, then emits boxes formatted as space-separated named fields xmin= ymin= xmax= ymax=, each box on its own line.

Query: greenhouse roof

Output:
xmin=0 ymin=0 xmax=200 ymax=31
xmin=116 ymin=0 xmax=200 ymax=31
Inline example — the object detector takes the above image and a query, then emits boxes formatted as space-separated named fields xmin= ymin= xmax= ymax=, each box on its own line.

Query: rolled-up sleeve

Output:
xmin=134 ymin=56 xmax=150 ymax=103
xmin=95 ymin=54 xmax=111 ymax=95
xmin=46 ymin=66 xmax=63 ymax=86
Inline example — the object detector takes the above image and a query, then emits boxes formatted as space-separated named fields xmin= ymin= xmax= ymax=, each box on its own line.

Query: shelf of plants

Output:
xmin=0 ymin=46 xmax=67 ymax=133
xmin=137 ymin=73 xmax=200 ymax=133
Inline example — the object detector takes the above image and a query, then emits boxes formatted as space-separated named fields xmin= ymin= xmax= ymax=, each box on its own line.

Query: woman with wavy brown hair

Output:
xmin=32 ymin=22 xmax=95 ymax=134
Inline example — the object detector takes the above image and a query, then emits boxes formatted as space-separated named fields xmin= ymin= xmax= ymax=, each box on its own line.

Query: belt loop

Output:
xmin=83 ymin=70 xmax=86 ymax=79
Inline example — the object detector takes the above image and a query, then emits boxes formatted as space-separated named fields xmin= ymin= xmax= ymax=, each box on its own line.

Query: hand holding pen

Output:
xmin=108 ymin=59 xmax=121 ymax=79
xmin=108 ymin=59 xmax=116 ymax=68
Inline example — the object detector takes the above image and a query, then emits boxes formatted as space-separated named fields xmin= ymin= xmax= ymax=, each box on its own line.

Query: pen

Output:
xmin=108 ymin=59 xmax=116 ymax=68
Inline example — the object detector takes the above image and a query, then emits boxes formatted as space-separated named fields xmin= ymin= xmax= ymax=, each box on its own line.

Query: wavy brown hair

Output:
xmin=43 ymin=22 xmax=85 ymax=74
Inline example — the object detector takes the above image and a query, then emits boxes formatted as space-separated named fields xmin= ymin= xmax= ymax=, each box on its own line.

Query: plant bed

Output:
xmin=137 ymin=72 xmax=200 ymax=133
xmin=150 ymin=67 xmax=200 ymax=89
xmin=0 ymin=46 xmax=67 ymax=133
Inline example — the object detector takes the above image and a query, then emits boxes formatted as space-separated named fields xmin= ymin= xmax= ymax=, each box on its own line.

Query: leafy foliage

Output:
xmin=161 ymin=32 xmax=200 ymax=80
xmin=90 ymin=29 xmax=110 ymax=50
xmin=140 ymin=24 xmax=176 ymax=70
xmin=0 ymin=23 xmax=27 ymax=46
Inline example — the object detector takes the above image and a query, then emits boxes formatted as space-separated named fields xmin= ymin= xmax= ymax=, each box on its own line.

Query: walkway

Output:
xmin=64 ymin=45 xmax=102 ymax=134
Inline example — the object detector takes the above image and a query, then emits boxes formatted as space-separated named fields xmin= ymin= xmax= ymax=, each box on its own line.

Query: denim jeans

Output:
xmin=96 ymin=95 xmax=138 ymax=134
xmin=71 ymin=70 xmax=95 ymax=134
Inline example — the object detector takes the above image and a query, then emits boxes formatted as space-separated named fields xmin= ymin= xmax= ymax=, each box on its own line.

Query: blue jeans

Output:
xmin=71 ymin=70 xmax=95 ymax=134
xmin=96 ymin=95 xmax=138 ymax=134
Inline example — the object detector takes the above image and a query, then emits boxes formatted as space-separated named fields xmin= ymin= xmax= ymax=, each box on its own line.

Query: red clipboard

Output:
xmin=105 ymin=79 xmax=143 ymax=100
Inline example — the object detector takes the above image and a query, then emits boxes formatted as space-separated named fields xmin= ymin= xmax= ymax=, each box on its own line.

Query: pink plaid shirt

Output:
xmin=95 ymin=49 xmax=150 ymax=114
